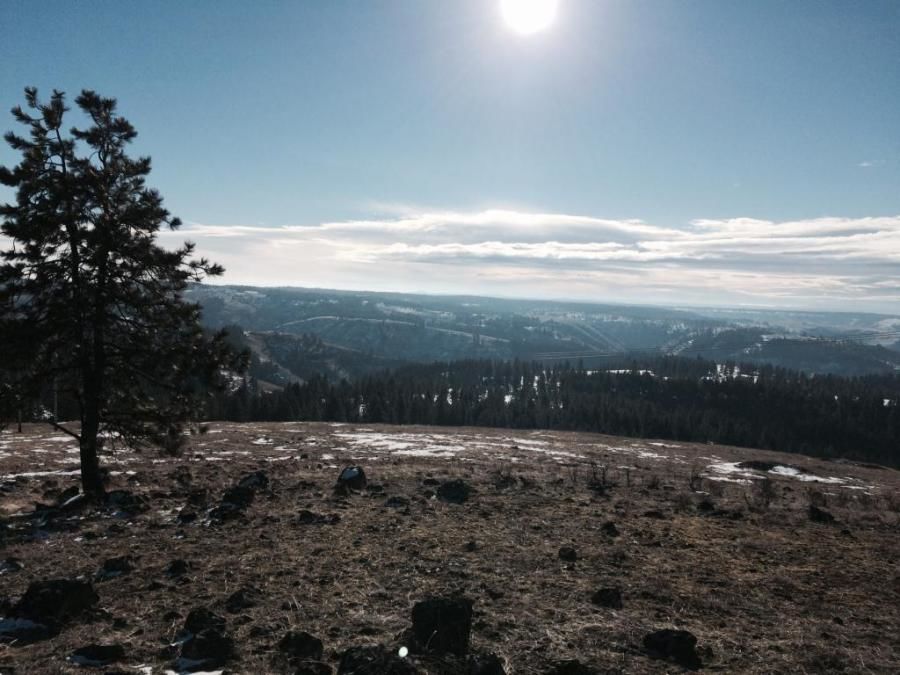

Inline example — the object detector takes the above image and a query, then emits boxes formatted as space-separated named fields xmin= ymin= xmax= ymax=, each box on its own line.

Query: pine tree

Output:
xmin=0 ymin=88 xmax=244 ymax=498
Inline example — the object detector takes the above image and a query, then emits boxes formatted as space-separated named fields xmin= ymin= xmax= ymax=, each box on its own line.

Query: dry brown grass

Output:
xmin=0 ymin=421 xmax=898 ymax=673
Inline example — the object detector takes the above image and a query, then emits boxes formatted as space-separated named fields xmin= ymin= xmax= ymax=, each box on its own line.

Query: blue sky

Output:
xmin=2 ymin=0 xmax=899 ymax=311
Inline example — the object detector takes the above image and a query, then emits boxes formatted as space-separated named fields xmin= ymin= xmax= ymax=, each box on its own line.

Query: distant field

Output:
xmin=1 ymin=423 xmax=899 ymax=673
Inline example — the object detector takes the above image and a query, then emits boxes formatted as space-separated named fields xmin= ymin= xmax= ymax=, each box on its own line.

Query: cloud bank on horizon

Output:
xmin=152 ymin=208 xmax=900 ymax=313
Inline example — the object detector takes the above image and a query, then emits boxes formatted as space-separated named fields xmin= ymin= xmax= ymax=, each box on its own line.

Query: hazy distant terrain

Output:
xmin=190 ymin=285 xmax=900 ymax=381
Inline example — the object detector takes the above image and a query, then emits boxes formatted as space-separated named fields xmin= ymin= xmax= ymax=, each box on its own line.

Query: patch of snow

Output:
xmin=1 ymin=468 xmax=81 ymax=479
xmin=769 ymin=465 xmax=845 ymax=484
xmin=251 ymin=437 xmax=273 ymax=445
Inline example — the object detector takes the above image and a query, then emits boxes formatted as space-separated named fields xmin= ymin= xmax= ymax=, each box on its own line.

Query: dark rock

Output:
xmin=643 ymin=629 xmax=702 ymax=670
xmin=225 ymin=586 xmax=262 ymax=614
xmin=367 ymin=483 xmax=385 ymax=494
xmin=558 ymin=546 xmax=577 ymax=562
xmin=276 ymin=630 xmax=324 ymax=666
xmin=165 ymin=559 xmax=190 ymax=578
xmin=105 ymin=490 xmax=147 ymax=515
xmin=0 ymin=558 xmax=22 ymax=575
xmin=437 ymin=480 xmax=472 ymax=504
xmin=96 ymin=556 xmax=134 ymax=582
xmin=186 ymin=487 xmax=208 ymax=507
xmin=11 ymin=578 xmax=99 ymax=626
xmin=296 ymin=664 xmax=334 ymax=675
xmin=590 ymin=587 xmax=623 ymax=609
xmin=469 ymin=652 xmax=506 ymax=674
xmin=208 ymin=501 xmax=244 ymax=523
xmin=545 ymin=660 xmax=598 ymax=675
xmin=809 ymin=505 xmax=836 ymax=524
xmin=69 ymin=643 xmax=125 ymax=667
xmin=464 ymin=541 xmax=478 ymax=552
xmin=642 ymin=510 xmax=667 ymax=519
xmin=297 ymin=510 xmax=341 ymax=525
xmin=411 ymin=596 xmax=473 ymax=656
xmin=601 ymin=521 xmax=619 ymax=537
xmin=58 ymin=493 xmax=87 ymax=512
xmin=385 ymin=496 xmax=411 ymax=509
xmin=422 ymin=478 xmax=440 ymax=486
xmin=337 ymin=645 xmax=420 ymax=674
xmin=697 ymin=498 xmax=715 ymax=513
xmin=56 ymin=485 xmax=80 ymax=505
xmin=221 ymin=484 xmax=255 ymax=509
xmin=177 ymin=629 xmax=234 ymax=671
xmin=237 ymin=470 xmax=269 ymax=492
xmin=183 ymin=607 xmax=226 ymax=636
xmin=0 ymin=618 xmax=57 ymax=644
xmin=177 ymin=509 xmax=197 ymax=525
xmin=337 ymin=466 xmax=368 ymax=491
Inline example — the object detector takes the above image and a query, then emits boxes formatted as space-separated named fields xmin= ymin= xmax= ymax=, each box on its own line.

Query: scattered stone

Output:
xmin=601 ymin=521 xmax=619 ymax=537
xmin=590 ymin=587 xmax=623 ymax=609
xmin=221 ymin=484 xmax=255 ymax=509
xmin=437 ymin=479 xmax=472 ymax=504
xmin=385 ymin=496 xmax=411 ymax=509
xmin=422 ymin=478 xmax=440 ymax=486
xmin=337 ymin=645 xmax=420 ymax=674
xmin=95 ymin=556 xmax=134 ymax=582
xmin=208 ymin=501 xmax=244 ymax=523
xmin=697 ymin=498 xmax=716 ymax=513
xmin=558 ymin=546 xmax=577 ymax=562
xmin=337 ymin=466 xmax=368 ymax=491
xmin=643 ymin=629 xmax=702 ymax=670
xmin=225 ymin=586 xmax=262 ymax=614
xmin=545 ymin=660 xmax=598 ymax=675
xmin=411 ymin=596 xmax=473 ymax=656
xmin=56 ymin=485 xmax=80 ymax=505
xmin=469 ymin=652 xmax=506 ymax=674
xmin=276 ymin=630 xmax=324 ymax=667
xmin=297 ymin=510 xmax=341 ymax=525
xmin=464 ymin=541 xmax=478 ymax=552
xmin=186 ymin=487 xmax=208 ymax=507
xmin=165 ymin=559 xmax=190 ymax=578
xmin=0 ymin=618 xmax=56 ymax=644
xmin=0 ymin=558 xmax=22 ymax=575
xmin=642 ymin=510 xmax=667 ymax=519
xmin=183 ymin=607 xmax=226 ymax=636
xmin=809 ymin=505 xmax=836 ymax=524
xmin=296 ymin=664 xmax=334 ymax=675
xmin=68 ymin=643 xmax=125 ymax=667
xmin=237 ymin=470 xmax=269 ymax=492
xmin=177 ymin=509 xmax=197 ymax=525
xmin=105 ymin=490 xmax=147 ymax=516
xmin=176 ymin=628 xmax=234 ymax=671
xmin=11 ymin=578 xmax=99 ymax=626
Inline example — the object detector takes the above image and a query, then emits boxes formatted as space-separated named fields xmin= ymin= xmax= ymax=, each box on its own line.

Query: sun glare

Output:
xmin=500 ymin=0 xmax=559 ymax=36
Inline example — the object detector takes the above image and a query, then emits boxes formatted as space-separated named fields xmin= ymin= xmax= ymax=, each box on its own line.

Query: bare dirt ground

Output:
xmin=1 ymin=421 xmax=899 ymax=674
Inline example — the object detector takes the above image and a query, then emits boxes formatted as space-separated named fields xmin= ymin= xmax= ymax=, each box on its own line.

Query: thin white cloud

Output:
xmin=5 ymin=209 xmax=900 ymax=312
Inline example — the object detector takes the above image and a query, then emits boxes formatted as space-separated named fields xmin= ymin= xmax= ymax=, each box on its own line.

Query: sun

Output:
xmin=500 ymin=0 xmax=559 ymax=35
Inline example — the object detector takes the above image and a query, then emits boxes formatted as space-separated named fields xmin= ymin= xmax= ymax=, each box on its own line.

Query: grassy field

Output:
xmin=1 ymin=422 xmax=898 ymax=673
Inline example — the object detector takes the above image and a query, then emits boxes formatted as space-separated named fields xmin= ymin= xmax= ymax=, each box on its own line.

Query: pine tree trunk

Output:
xmin=79 ymin=370 xmax=105 ymax=499
xmin=79 ymin=406 xmax=105 ymax=499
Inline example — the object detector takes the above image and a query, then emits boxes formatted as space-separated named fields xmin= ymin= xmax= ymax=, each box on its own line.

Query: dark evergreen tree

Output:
xmin=0 ymin=88 xmax=244 ymax=498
